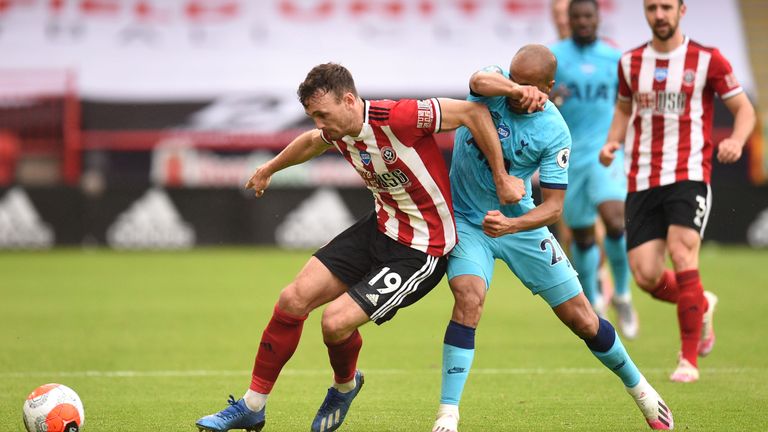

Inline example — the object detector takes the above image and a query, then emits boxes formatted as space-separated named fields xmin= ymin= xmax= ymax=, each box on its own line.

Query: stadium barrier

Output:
xmin=1 ymin=184 xmax=767 ymax=250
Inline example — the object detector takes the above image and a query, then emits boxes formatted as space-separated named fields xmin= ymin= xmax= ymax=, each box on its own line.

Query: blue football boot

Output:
xmin=196 ymin=395 xmax=265 ymax=432
xmin=310 ymin=370 xmax=365 ymax=432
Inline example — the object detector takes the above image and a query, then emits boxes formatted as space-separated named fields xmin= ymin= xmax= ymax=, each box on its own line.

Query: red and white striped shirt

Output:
xmin=321 ymin=98 xmax=456 ymax=257
xmin=618 ymin=37 xmax=743 ymax=192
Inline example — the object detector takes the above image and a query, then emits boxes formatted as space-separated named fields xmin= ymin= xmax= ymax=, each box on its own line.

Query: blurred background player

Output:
xmin=551 ymin=0 xmax=571 ymax=40
xmin=195 ymin=62 xmax=531 ymax=432
xmin=432 ymin=45 xmax=673 ymax=432
xmin=600 ymin=0 xmax=756 ymax=382
xmin=550 ymin=0 xmax=639 ymax=338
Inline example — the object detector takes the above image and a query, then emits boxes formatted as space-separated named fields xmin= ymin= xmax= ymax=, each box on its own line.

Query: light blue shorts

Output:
xmin=563 ymin=150 xmax=627 ymax=229
xmin=447 ymin=218 xmax=581 ymax=307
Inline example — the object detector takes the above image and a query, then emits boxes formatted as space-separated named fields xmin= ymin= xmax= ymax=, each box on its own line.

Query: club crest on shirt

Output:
xmin=683 ymin=69 xmax=696 ymax=86
xmin=557 ymin=148 xmax=570 ymax=169
xmin=381 ymin=146 xmax=398 ymax=164
xmin=654 ymin=67 xmax=668 ymax=82
xmin=360 ymin=150 xmax=372 ymax=165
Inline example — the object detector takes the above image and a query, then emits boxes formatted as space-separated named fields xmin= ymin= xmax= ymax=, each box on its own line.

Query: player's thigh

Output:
xmin=667 ymin=225 xmax=702 ymax=271
xmin=495 ymin=227 xmax=579 ymax=303
xmin=447 ymin=220 xmax=495 ymax=291
xmin=279 ymin=257 xmax=350 ymax=315
xmin=625 ymin=187 xmax=667 ymax=251
xmin=627 ymin=239 xmax=667 ymax=290
xmin=563 ymin=168 xmax=598 ymax=229
xmin=347 ymin=232 xmax=448 ymax=326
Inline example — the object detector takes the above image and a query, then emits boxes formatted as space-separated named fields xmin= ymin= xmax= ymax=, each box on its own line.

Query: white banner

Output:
xmin=0 ymin=0 xmax=755 ymax=100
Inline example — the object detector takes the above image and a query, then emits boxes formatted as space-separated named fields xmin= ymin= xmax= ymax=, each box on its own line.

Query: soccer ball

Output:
xmin=22 ymin=383 xmax=85 ymax=432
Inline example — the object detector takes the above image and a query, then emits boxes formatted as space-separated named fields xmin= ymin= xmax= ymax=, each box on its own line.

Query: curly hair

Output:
xmin=297 ymin=63 xmax=358 ymax=108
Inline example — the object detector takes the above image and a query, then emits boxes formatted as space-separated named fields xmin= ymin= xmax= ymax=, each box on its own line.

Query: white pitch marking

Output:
xmin=0 ymin=367 xmax=758 ymax=379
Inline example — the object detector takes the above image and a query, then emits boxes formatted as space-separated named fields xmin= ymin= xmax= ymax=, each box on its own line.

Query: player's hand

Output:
xmin=599 ymin=141 xmax=620 ymax=167
xmin=511 ymin=85 xmax=548 ymax=113
xmin=716 ymin=137 xmax=744 ymax=164
xmin=495 ymin=174 xmax=526 ymax=205
xmin=244 ymin=166 xmax=272 ymax=197
xmin=482 ymin=210 xmax=517 ymax=237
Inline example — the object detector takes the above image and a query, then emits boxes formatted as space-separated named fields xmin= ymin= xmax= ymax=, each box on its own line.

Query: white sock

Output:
xmin=436 ymin=403 xmax=460 ymax=419
xmin=243 ymin=389 xmax=268 ymax=412
xmin=333 ymin=377 xmax=356 ymax=393
xmin=626 ymin=375 xmax=649 ymax=397
xmin=614 ymin=292 xmax=633 ymax=304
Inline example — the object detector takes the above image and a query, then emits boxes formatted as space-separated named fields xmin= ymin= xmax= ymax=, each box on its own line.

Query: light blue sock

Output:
xmin=440 ymin=321 xmax=476 ymax=405
xmin=584 ymin=318 xmax=641 ymax=387
xmin=570 ymin=242 xmax=601 ymax=305
xmin=604 ymin=233 xmax=631 ymax=297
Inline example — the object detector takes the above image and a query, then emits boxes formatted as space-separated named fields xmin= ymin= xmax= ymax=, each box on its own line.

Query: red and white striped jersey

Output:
xmin=618 ymin=37 xmax=743 ymax=192
xmin=320 ymin=98 xmax=456 ymax=257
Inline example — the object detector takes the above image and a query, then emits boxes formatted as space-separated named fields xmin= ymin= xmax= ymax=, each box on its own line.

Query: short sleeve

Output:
xmin=388 ymin=98 xmax=442 ymax=139
xmin=538 ymin=131 xmax=571 ymax=189
xmin=707 ymin=48 xmax=743 ymax=100
xmin=617 ymin=57 xmax=632 ymax=101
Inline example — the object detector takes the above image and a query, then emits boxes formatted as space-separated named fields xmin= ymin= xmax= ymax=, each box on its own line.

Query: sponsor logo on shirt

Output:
xmin=725 ymin=72 xmax=740 ymax=90
xmin=358 ymin=169 xmax=411 ymax=191
xmin=654 ymin=67 xmax=668 ymax=82
xmin=360 ymin=150 xmax=372 ymax=165
xmin=635 ymin=91 xmax=687 ymax=115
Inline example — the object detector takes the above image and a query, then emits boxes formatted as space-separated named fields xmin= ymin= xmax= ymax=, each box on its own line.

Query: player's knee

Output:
xmin=450 ymin=280 xmax=485 ymax=311
xmin=668 ymin=243 xmax=697 ymax=270
xmin=572 ymin=317 xmax=599 ymax=339
xmin=320 ymin=306 xmax=347 ymax=341
xmin=571 ymin=228 xmax=595 ymax=247
xmin=277 ymin=283 xmax=313 ymax=316
xmin=604 ymin=221 xmax=625 ymax=238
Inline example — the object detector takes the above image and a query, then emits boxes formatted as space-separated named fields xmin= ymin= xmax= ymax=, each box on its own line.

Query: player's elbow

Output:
xmin=550 ymin=206 xmax=563 ymax=223
xmin=469 ymin=73 xmax=493 ymax=96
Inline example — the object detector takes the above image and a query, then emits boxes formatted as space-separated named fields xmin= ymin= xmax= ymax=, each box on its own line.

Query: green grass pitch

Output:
xmin=2 ymin=246 xmax=767 ymax=431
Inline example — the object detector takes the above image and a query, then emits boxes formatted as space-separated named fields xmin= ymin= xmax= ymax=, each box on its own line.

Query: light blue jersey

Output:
xmin=449 ymin=66 xmax=578 ymax=303
xmin=551 ymin=38 xmax=627 ymax=229
xmin=451 ymin=67 xmax=571 ymax=227
xmin=550 ymin=38 xmax=621 ymax=170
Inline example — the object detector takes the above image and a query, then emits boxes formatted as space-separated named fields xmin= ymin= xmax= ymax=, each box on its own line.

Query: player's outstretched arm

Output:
xmin=717 ymin=92 xmax=756 ymax=164
xmin=482 ymin=187 xmax=565 ymax=237
xmin=470 ymin=71 xmax=547 ymax=113
xmin=600 ymin=98 xmax=632 ymax=166
xmin=245 ymin=129 xmax=330 ymax=197
xmin=438 ymin=98 xmax=525 ymax=205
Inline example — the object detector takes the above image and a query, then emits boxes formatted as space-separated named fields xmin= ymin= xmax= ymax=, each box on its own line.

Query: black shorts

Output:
xmin=314 ymin=211 xmax=448 ymax=325
xmin=625 ymin=181 xmax=712 ymax=250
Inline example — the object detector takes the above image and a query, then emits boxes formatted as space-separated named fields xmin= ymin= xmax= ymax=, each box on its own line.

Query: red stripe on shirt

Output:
xmin=675 ymin=46 xmax=700 ymax=182
xmin=648 ymin=58 xmax=669 ymax=188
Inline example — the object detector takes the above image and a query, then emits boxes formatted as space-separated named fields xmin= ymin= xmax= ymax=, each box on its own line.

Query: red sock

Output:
xmin=676 ymin=270 xmax=705 ymax=366
xmin=650 ymin=269 xmax=680 ymax=303
xmin=250 ymin=304 xmax=308 ymax=393
xmin=326 ymin=329 xmax=363 ymax=384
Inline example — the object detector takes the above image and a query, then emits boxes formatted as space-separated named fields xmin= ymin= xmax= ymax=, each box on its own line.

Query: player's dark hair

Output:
xmin=298 ymin=63 xmax=358 ymax=108
xmin=568 ymin=0 xmax=598 ymax=13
